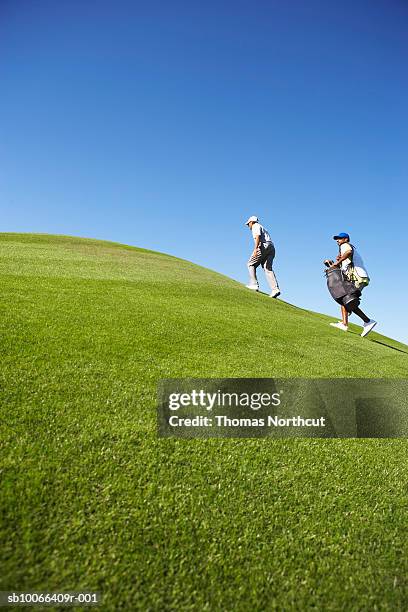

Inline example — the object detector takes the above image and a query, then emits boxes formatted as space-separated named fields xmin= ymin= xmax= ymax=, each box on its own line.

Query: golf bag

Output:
xmin=325 ymin=267 xmax=361 ymax=313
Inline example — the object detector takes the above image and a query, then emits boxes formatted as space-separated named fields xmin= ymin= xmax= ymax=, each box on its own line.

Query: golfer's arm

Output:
xmin=253 ymin=235 xmax=261 ymax=251
xmin=336 ymin=249 xmax=353 ymax=264
xmin=329 ymin=251 xmax=351 ymax=269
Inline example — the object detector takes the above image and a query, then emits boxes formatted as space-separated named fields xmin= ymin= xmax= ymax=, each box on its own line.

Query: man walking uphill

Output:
xmin=328 ymin=232 xmax=377 ymax=337
xmin=245 ymin=216 xmax=280 ymax=298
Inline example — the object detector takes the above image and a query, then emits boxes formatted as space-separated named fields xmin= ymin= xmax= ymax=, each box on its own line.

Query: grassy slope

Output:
xmin=0 ymin=233 xmax=407 ymax=610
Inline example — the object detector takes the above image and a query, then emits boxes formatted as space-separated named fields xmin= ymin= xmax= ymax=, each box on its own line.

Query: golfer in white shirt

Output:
xmin=329 ymin=232 xmax=377 ymax=337
xmin=245 ymin=216 xmax=280 ymax=298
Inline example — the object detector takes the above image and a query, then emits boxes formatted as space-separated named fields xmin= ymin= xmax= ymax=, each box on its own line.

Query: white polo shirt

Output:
xmin=340 ymin=243 xmax=369 ymax=278
xmin=251 ymin=222 xmax=272 ymax=248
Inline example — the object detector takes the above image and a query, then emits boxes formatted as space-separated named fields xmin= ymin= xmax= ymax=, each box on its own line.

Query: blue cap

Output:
xmin=333 ymin=232 xmax=350 ymax=240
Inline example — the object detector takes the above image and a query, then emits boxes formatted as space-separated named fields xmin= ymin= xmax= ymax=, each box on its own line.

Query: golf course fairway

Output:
xmin=1 ymin=233 xmax=407 ymax=610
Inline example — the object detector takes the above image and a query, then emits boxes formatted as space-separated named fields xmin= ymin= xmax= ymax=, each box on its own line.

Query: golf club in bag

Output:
xmin=324 ymin=260 xmax=361 ymax=313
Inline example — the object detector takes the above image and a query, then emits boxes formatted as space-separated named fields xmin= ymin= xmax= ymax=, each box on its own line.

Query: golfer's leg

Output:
xmin=341 ymin=305 xmax=349 ymax=326
xmin=262 ymin=247 xmax=279 ymax=292
xmin=247 ymin=252 xmax=262 ymax=288
xmin=350 ymin=305 xmax=370 ymax=324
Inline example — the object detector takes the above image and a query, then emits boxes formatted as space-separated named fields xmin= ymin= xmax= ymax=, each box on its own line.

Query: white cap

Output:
xmin=245 ymin=215 xmax=258 ymax=225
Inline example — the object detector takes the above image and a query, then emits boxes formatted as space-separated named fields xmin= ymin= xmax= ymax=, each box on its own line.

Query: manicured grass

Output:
xmin=1 ymin=233 xmax=407 ymax=610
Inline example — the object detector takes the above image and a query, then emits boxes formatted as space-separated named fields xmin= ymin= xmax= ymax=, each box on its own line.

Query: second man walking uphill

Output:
xmin=327 ymin=232 xmax=377 ymax=337
xmin=245 ymin=216 xmax=280 ymax=298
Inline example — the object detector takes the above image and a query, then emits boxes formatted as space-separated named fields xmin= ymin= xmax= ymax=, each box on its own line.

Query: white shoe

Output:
xmin=246 ymin=284 xmax=259 ymax=291
xmin=361 ymin=320 xmax=377 ymax=337
xmin=330 ymin=321 xmax=348 ymax=331
xmin=270 ymin=290 xmax=281 ymax=298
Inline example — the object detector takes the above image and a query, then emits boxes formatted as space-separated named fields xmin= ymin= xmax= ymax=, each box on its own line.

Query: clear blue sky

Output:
xmin=1 ymin=0 xmax=407 ymax=343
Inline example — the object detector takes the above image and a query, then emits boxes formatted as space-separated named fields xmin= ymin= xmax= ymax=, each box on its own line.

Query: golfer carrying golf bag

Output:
xmin=325 ymin=232 xmax=377 ymax=338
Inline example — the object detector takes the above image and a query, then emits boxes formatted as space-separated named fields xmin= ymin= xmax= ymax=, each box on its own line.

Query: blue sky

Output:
xmin=1 ymin=0 xmax=407 ymax=343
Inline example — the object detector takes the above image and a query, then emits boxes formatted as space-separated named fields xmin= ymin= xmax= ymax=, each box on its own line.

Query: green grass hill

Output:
xmin=1 ymin=233 xmax=407 ymax=610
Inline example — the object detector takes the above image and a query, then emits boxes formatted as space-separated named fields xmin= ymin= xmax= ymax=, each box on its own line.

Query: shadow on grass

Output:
xmin=257 ymin=290 xmax=311 ymax=312
xmin=370 ymin=339 xmax=408 ymax=355
xmin=346 ymin=328 xmax=408 ymax=354
xmin=336 ymin=329 xmax=408 ymax=354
